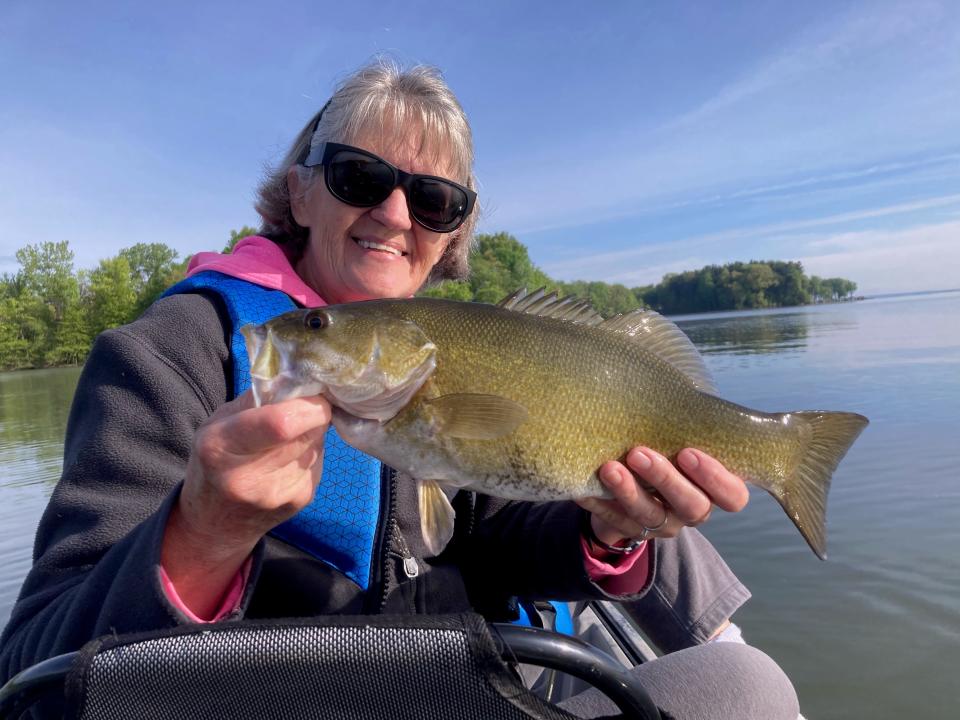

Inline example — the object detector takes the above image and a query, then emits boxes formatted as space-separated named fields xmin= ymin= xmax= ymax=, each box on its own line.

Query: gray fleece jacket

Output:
xmin=0 ymin=290 xmax=649 ymax=682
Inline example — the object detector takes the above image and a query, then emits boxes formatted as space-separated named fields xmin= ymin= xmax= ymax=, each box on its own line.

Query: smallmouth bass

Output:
xmin=241 ymin=289 xmax=868 ymax=559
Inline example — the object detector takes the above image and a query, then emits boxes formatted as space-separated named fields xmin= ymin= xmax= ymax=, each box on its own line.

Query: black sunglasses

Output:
xmin=301 ymin=141 xmax=477 ymax=233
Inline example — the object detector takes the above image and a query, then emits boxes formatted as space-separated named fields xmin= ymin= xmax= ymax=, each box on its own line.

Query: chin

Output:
xmin=353 ymin=272 xmax=418 ymax=299
xmin=349 ymin=280 xmax=414 ymax=302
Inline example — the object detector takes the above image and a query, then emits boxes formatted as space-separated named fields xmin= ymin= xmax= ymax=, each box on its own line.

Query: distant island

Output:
xmin=0 ymin=229 xmax=858 ymax=372
xmin=420 ymin=232 xmax=859 ymax=316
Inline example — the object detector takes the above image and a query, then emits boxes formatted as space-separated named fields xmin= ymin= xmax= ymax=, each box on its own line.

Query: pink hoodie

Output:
xmin=164 ymin=237 xmax=650 ymax=621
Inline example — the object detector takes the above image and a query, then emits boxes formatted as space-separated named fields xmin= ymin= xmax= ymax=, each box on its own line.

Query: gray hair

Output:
xmin=255 ymin=59 xmax=478 ymax=284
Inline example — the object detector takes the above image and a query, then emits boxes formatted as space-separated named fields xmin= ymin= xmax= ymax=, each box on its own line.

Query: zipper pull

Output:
xmin=393 ymin=523 xmax=419 ymax=578
xmin=402 ymin=555 xmax=419 ymax=578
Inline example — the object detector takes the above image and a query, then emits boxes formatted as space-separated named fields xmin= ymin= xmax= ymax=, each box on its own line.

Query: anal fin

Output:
xmin=418 ymin=479 xmax=456 ymax=557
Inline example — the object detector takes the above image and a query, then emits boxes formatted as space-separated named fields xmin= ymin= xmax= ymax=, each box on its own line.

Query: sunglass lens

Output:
xmin=411 ymin=179 xmax=467 ymax=230
xmin=327 ymin=151 xmax=394 ymax=206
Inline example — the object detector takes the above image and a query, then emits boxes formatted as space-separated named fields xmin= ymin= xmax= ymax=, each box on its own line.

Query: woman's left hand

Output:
xmin=576 ymin=447 xmax=750 ymax=549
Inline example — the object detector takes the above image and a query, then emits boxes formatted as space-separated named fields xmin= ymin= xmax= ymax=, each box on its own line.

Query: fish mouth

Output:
xmin=240 ymin=321 xmax=436 ymax=419
xmin=241 ymin=323 xmax=326 ymax=407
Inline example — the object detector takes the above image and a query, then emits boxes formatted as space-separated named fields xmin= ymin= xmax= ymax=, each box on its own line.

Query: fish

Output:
xmin=240 ymin=289 xmax=868 ymax=559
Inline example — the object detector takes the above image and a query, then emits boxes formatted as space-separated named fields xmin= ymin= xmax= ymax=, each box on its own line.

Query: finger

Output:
xmin=677 ymin=449 xmax=750 ymax=512
xmin=220 ymin=396 xmax=332 ymax=454
xmin=579 ymin=494 xmax=678 ymax=542
xmin=626 ymin=448 xmax=713 ymax=526
xmin=598 ymin=462 xmax=671 ymax=532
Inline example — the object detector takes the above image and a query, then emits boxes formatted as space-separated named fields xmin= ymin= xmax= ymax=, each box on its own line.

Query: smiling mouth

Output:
xmin=354 ymin=238 xmax=407 ymax=257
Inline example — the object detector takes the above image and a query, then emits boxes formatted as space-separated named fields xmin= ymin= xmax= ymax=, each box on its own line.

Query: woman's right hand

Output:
xmin=161 ymin=391 xmax=331 ymax=617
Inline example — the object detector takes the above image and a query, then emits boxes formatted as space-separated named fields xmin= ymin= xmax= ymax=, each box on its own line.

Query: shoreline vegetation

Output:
xmin=0 ymin=229 xmax=858 ymax=373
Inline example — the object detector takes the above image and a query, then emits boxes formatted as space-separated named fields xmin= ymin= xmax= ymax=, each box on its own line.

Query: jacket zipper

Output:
xmin=365 ymin=464 xmax=397 ymax=613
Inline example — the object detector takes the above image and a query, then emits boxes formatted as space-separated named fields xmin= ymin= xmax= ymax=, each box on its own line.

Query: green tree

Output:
xmin=15 ymin=241 xmax=79 ymax=322
xmin=0 ymin=295 xmax=50 ymax=369
xmin=768 ymin=261 xmax=810 ymax=306
xmin=466 ymin=232 xmax=556 ymax=304
xmin=119 ymin=243 xmax=181 ymax=315
xmin=419 ymin=280 xmax=474 ymax=301
xmin=46 ymin=303 xmax=92 ymax=366
xmin=88 ymin=256 xmax=138 ymax=336
xmin=808 ymin=276 xmax=826 ymax=303
xmin=740 ymin=262 xmax=778 ymax=308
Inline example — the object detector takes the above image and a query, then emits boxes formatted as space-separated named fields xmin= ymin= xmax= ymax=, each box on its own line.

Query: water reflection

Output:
xmin=0 ymin=369 xmax=80 ymax=489
xmin=0 ymin=369 xmax=78 ymax=444
xmin=677 ymin=311 xmax=811 ymax=355
xmin=0 ymin=368 xmax=81 ymax=623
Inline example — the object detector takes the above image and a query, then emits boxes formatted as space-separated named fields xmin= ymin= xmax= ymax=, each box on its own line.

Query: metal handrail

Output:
xmin=492 ymin=623 xmax=661 ymax=720
xmin=0 ymin=651 xmax=75 ymax=719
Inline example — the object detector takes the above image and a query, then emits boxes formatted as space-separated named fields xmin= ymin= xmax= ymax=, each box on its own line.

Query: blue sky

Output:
xmin=2 ymin=0 xmax=958 ymax=295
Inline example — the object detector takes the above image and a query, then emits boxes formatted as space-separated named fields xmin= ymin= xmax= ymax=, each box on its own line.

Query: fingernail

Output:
xmin=630 ymin=449 xmax=652 ymax=471
xmin=679 ymin=449 xmax=699 ymax=471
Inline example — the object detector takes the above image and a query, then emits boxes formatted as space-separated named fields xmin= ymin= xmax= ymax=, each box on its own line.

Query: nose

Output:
xmin=369 ymin=187 xmax=413 ymax=231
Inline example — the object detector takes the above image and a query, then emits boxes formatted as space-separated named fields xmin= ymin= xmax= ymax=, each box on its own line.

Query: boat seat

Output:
xmin=0 ymin=613 xmax=661 ymax=719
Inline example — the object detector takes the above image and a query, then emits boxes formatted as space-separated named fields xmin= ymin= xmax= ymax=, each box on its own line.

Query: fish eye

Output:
xmin=304 ymin=311 xmax=328 ymax=330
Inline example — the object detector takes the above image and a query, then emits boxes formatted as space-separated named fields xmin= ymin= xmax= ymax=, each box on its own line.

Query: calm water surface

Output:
xmin=1 ymin=291 xmax=958 ymax=718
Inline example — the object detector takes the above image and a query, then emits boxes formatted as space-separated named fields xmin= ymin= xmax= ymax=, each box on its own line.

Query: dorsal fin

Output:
xmin=599 ymin=310 xmax=717 ymax=393
xmin=497 ymin=288 xmax=717 ymax=393
xmin=497 ymin=287 xmax=605 ymax=326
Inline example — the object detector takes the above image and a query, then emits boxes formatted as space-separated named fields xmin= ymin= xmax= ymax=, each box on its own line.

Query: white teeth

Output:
xmin=356 ymin=239 xmax=403 ymax=256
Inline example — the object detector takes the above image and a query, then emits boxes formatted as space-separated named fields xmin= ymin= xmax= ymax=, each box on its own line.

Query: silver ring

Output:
xmin=642 ymin=508 xmax=669 ymax=535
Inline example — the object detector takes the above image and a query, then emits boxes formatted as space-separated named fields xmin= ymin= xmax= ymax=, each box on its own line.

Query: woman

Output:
xmin=0 ymin=61 xmax=798 ymax=718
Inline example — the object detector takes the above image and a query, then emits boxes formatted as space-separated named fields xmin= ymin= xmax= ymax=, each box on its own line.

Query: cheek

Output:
xmin=423 ymin=234 xmax=452 ymax=267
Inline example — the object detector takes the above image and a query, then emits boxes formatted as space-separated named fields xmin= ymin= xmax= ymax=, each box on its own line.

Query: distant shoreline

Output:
xmin=4 ymin=288 xmax=958 ymax=375
xmin=666 ymin=288 xmax=959 ymax=320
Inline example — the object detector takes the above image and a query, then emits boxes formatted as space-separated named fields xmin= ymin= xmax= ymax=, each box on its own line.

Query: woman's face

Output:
xmin=290 ymin=132 xmax=457 ymax=305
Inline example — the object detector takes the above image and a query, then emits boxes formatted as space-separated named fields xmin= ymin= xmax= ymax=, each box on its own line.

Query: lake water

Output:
xmin=1 ymin=291 xmax=958 ymax=718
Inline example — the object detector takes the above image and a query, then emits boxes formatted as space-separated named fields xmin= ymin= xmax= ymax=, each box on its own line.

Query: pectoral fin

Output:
xmin=418 ymin=479 xmax=456 ymax=557
xmin=425 ymin=393 xmax=528 ymax=440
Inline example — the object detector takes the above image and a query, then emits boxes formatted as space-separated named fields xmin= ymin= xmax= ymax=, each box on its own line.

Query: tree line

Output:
xmin=0 ymin=228 xmax=253 ymax=371
xmin=0 ymin=230 xmax=857 ymax=372
xmin=422 ymin=232 xmax=858 ymax=316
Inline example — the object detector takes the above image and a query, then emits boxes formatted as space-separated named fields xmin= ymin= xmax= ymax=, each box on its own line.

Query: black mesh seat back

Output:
xmin=65 ymin=614 xmax=580 ymax=720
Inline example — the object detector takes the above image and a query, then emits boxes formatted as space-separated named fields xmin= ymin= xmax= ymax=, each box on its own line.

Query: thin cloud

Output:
xmin=508 ymin=151 xmax=960 ymax=239
xmin=669 ymin=2 xmax=942 ymax=129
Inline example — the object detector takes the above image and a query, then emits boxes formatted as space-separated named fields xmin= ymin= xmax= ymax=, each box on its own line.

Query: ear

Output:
xmin=287 ymin=167 xmax=308 ymax=227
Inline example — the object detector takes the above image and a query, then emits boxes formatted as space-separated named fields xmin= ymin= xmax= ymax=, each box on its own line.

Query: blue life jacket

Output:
xmin=162 ymin=271 xmax=383 ymax=590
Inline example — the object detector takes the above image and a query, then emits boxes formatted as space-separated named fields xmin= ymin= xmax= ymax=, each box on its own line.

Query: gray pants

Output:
xmin=558 ymin=641 xmax=799 ymax=719
xmin=529 ymin=530 xmax=799 ymax=719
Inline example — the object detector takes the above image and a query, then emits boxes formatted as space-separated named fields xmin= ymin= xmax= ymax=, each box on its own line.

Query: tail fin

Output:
xmin=777 ymin=411 xmax=869 ymax=560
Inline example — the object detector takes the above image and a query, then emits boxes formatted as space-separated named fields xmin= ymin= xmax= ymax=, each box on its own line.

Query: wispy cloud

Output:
xmin=698 ymin=154 xmax=960 ymax=207
xmin=669 ymin=2 xmax=943 ymax=129
xmin=511 ymin=152 xmax=960 ymax=238
xmin=541 ymin=194 xmax=960 ymax=274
